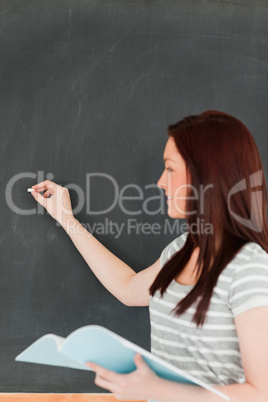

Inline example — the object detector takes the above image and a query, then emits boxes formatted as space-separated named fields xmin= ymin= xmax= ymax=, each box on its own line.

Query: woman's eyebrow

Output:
xmin=164 ymin=157 xmax=176 ymax=163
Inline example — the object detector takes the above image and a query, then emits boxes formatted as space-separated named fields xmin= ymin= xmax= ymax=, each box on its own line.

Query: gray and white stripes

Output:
xmin=149 ymin=233 xmax=268 ymax=385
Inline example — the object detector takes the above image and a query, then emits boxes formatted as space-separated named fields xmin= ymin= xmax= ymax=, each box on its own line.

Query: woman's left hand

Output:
xmin=86 ymin=353 xmax=159 ymax=400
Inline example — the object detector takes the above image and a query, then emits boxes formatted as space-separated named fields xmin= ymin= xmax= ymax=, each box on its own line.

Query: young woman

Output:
xmin=31 ymin=111 xmax=268 ymax=401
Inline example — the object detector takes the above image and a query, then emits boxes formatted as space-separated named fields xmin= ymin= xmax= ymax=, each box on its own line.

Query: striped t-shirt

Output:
xmin=149 ymin=232 xmax=268 ymax=385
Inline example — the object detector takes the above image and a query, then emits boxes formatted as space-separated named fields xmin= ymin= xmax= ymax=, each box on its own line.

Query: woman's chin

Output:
xmin=167 ymin=207 xmax=186 ymax=219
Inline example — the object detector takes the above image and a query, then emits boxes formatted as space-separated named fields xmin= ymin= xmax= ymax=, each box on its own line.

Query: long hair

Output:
xmin=150 ymin=111 xmax=268 ymax=326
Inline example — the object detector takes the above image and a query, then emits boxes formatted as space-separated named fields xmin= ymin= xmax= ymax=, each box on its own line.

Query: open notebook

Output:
xmin=16 ymin=325 xmax=229 ymax=400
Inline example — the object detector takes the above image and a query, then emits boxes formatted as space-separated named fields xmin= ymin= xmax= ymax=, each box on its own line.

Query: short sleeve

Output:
xmin=228 ymin=252 xmax=268 ymax=317
xmin=160 ymin=232 xmax=188 ymax=268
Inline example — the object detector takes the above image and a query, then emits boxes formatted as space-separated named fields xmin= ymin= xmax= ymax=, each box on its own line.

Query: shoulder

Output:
xmin=226 ymin=242 xmax=268 ymax=317
xmin=220 ymin=242 xmax=268 ymax=281
xmin=160 ymin=232 xmax=188 ymax=268
xmin=229 ymin=242 xmax=268 ymax=275
xmin=238 ymin=241 xmax=268 ymax=259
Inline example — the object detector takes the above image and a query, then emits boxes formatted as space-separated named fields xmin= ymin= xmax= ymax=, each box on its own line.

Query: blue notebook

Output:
xmin=16 ymin=325 xmax=229 ymax=400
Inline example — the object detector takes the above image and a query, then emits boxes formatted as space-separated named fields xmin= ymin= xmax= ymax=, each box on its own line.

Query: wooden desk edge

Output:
xmin=0 ymin=394 xmax=147 ymax=402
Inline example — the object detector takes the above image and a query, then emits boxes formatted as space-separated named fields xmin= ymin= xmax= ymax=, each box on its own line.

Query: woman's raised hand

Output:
xmin=30 ymin=180 xmax=74 ymax=228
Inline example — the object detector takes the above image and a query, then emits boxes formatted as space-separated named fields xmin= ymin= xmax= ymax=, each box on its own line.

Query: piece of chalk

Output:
xmin=27 ymin=188 xmax=36 ymax=192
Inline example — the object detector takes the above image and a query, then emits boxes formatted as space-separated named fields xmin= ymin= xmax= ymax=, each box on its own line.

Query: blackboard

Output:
xmin=0 ymin=0 xmax=267 ymax=393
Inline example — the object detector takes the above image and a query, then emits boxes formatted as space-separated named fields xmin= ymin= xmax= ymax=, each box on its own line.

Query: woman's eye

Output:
xmin=166 ymin=167 xmax=173 ymax=172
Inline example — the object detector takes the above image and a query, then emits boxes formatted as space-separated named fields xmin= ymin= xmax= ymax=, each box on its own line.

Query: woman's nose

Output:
xmin=157 ymin=171 xmax=166 ymax=190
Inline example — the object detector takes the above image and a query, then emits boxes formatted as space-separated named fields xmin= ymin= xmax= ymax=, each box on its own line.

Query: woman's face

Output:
xmin=157 ymin=137 xmax=189 ymax=219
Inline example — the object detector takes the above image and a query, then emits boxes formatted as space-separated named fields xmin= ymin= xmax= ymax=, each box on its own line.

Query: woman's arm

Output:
xmin=31 ymin=180 xmax=161 ymax=306
xmin=87 ymin=306 xmax=268 ymax=402
xmin=61 ymin=215 xmax=161 ymax=306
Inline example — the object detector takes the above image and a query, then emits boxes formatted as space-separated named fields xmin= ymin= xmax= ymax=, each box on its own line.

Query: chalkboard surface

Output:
xmin=0 ymin=0 xmax=267 ymax=393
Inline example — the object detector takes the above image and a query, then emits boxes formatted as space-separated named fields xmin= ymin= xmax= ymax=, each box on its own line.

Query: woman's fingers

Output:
xmin=30 ymin=180 xmax=74 ymax=226
xmin=31 ymin=180 xmax=59 ymax=192
xmin=86 ymin=363 xmax=116 ymax=380
xmin=86 ymin=363 xmax=120 ymax=394
xmin=31 ymin=189 xmax=47 ymax=209
xmin=94 ymin=374 xmax=116 ymax=392
xmin=43 ymin=189 xmax=53 ymax=198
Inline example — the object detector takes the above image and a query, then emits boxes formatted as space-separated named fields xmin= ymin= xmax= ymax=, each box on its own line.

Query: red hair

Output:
xmin=150 ymin=111 xmax=268 ymax=326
